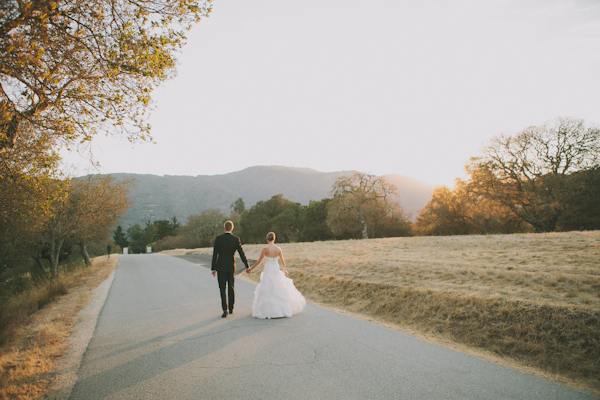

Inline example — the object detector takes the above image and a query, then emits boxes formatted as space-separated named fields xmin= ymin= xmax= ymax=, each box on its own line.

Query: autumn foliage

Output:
xmin=416 ymin=117 xmax=600 ymax=235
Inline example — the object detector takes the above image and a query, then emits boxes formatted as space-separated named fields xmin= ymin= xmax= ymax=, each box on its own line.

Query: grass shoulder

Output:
xmin=0 ymin=255 xmax=118 ymax=400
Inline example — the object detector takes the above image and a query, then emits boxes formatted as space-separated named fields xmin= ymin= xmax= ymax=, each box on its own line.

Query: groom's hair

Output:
xmin=224 ymin=221 xmax=234 ymax=231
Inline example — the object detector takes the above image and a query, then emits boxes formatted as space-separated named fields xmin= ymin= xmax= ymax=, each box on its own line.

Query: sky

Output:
xmin=62 ymin=0 xmax=600 ymax=187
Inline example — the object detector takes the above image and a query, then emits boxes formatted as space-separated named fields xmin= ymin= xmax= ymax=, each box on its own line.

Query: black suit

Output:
xmin=211 ymin=232 xmax=249 ymax=312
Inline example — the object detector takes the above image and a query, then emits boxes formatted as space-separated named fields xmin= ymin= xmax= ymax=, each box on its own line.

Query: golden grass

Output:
xmin=0 ymin=255 xmax=118 ymax=400
xmin=174 ymin=231 xmax=600 ymax=394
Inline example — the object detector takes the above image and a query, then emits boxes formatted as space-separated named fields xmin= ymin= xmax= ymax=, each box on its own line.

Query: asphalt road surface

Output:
xmin=69 ymin=254 xmax=598 ymax=400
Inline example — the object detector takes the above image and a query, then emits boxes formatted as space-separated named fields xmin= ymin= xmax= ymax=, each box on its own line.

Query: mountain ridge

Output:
xmin=108 ymin=166 xmax=435 ymax=227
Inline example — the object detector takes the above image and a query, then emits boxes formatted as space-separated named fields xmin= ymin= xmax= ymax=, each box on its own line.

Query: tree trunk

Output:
xmin=79 ymin=239 xmax=91 ymax=266
xmin=49 ymin=240 xmax=58 ymax=281
xmin=358 ymin=212 xmax=369 ymax=239
xmin=31 ymin=256 xmax=48 ymax=278
xmin=49 ymin=236 xmax=65 ymax=281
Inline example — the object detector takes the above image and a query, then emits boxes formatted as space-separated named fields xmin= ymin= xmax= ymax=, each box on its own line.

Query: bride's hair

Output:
xmin=266 ymin=232 xmax=276 ymax=242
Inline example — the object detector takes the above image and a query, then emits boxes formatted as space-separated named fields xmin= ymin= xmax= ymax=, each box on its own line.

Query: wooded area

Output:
xmin=0 ymin=0 xmax=212 ymax=346
xmin=416 ymin=118 xmax=600 ymax=236
xmin=152 ymin=172 xmax=414 ymax=251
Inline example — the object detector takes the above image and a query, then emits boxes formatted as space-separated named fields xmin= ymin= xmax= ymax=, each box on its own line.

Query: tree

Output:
xmin=270 ymin=203 xmax=301 ymax=243
xmin=239 ymin=194 xmax=300 ymax=244
xmin=230 ymin=198 xmax=245 ymax=215
xmin=40 ymin=174 xmax=130 ymax=275
xmin=126 ymin=222 xmax=155 ymax=254
xmin=555 ymin=167 xmax=600 ymax=231
xmin=183 ymin=209 xmax=227 ymax=248
xmin=113 ymin=225 xmax=129 ymax=249
xmin=0 ymin=124 xmax=64 ymax=275
xmin=229 ymin=198 xmax=245 ymax=225
xmin=126 ymin=223 xmax=145 ymax=254
xmin=327 ymin=173 xmax=408 ymax=239
xmin=170 ymin=216 xmax=181 ymax=233
xmin=71 ymin=175 xmax=130 ymax=265
xmin=416 ymin=186 xmax=467 ymax=236
xmin=0 ymin=0 xmax=212 ymax=153
xmin=467 ymin=117 xmax=600 ymax=232
xmin=298 ymin=199 xmax=334 ymax=242
xmin=153 ymin=218 xmax=179 ymax=241
xmin=415 ymin=180 xmax=525 ymax=236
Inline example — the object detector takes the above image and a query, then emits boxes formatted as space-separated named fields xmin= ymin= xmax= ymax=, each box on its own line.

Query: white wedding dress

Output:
xmin=252 ymin=256 xmax=306 ymax=319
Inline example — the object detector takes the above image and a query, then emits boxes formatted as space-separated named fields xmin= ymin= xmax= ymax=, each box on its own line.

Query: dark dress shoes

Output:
xmin=222 ymin=311 xmax=228 ymax=318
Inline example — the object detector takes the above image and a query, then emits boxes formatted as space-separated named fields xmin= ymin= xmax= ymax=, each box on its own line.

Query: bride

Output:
xmin=248 ymin=232 xmax=306 ymax=319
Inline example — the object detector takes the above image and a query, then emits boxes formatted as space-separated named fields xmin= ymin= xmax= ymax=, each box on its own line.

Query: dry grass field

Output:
xmin=168 ymin=231 xmax=600 ymax=394
xmin=0 ymin=255 xmax=118 ymax=400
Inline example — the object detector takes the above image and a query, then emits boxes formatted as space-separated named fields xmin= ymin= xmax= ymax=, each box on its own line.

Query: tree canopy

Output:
xmin=328 ymin=173 xmax=410 ymax=239
xmin=40 ymin=174 xmax=130 ymax=277
xmin=415 ymin=180 xmax=528 ymax=236
xmin=0 ymin=0 xmax=212 ymax=153
xmin=239 ymin=194 xmax=300 ymax=244
xmin=467 ymin=117 xmax=600 ymax=232
xmin=416 ymin=117 xmax=600 ymax=235
xmin=0 ymin=124 xmax=64 ymax=274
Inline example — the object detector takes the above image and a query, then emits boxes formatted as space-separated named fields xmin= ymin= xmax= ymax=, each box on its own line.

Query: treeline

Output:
xmin=113 ymin=218 xmax=181 ymax=254
xmin=416 ymin=117 xmax=600 ymax=235
xmin=152 ymin=172 xmax=414 ymax=250
xmin=1 ymin=121 xmax=133 ymax=295
xmin=142 ymin=117 xmax=600 ymax=251
xmin=0 ymin=0 xmax=211 ymax=287
xmin=0 ymin=0 xmax=212 ymax=351
xmin=0 ymin=137 xmax=131 ymax=282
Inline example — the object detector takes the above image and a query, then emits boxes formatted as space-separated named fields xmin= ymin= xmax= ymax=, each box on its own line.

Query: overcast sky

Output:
xmin=62 ymin=0 xmax=600 ymax=187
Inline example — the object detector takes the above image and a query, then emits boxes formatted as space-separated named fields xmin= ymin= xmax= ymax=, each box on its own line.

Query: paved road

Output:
xmin=69 ymin=254 xmax=598 ymax=400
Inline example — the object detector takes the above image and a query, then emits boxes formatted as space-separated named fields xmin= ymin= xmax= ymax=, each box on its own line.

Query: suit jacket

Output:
xmin=211 ymin=232 xmax=249 ymax=273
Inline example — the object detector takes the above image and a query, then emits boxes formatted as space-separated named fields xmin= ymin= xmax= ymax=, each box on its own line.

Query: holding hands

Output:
xmin=247 ymin=262 xmax=255 ymax=274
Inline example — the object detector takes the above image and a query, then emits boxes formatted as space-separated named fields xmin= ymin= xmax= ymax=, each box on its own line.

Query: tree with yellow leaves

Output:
xmin=0 ymin=0 xmax=212 ymax=153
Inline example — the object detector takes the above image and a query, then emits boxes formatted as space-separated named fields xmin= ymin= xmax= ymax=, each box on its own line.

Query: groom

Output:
xmin=211 ymin=221 xmax=250 ymax=318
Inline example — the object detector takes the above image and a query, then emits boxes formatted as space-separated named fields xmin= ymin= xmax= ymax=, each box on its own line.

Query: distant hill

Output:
xmin=108 ymin=166 xmax=435 ymax=227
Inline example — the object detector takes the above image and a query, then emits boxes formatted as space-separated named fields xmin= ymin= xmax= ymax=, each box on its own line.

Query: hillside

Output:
xmin=109 ymin=166 xmax=435 ymax=227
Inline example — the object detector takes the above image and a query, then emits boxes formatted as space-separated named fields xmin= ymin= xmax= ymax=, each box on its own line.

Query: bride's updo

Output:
xmin=266 ymin=232 xmax=276 ymax=242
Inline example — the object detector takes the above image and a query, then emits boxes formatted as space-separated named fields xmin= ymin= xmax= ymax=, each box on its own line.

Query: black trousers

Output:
xmin=217 ymin=271 xmax=235 ymax=312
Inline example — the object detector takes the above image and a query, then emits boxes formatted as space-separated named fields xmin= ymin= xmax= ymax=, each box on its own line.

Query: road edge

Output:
xmin=46 ymin=266 xmax=117 ymax=400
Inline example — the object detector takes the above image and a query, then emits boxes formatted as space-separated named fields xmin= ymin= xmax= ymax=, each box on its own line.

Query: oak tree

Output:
xmin=70 ymin=175 xmax=131 ymax=266
xmin=0 ymin=124 xmax=64 ymax=274
xmin=467 ymin=117 xmax=600 ymax=232
xmin=239 ymin=194 xmax=299 ymax=244
xmin=327 ymin=173 xmax=409 ymax=239
xmin=0 ymin=0 xmax=212 ymax=153
xmin=184 ymin=209 xmax=227 ymax=248
xmin=298 ymin=199 xmax=334 ymax=242
xmin=41 ymin=174 xmax=130 ymax=276
xmin=415 ymin=180 xmax=526 ymax=236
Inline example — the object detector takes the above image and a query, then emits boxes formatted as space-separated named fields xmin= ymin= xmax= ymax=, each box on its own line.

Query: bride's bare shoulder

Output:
xmin=263 ymin=244 xmax=279 ymax=257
